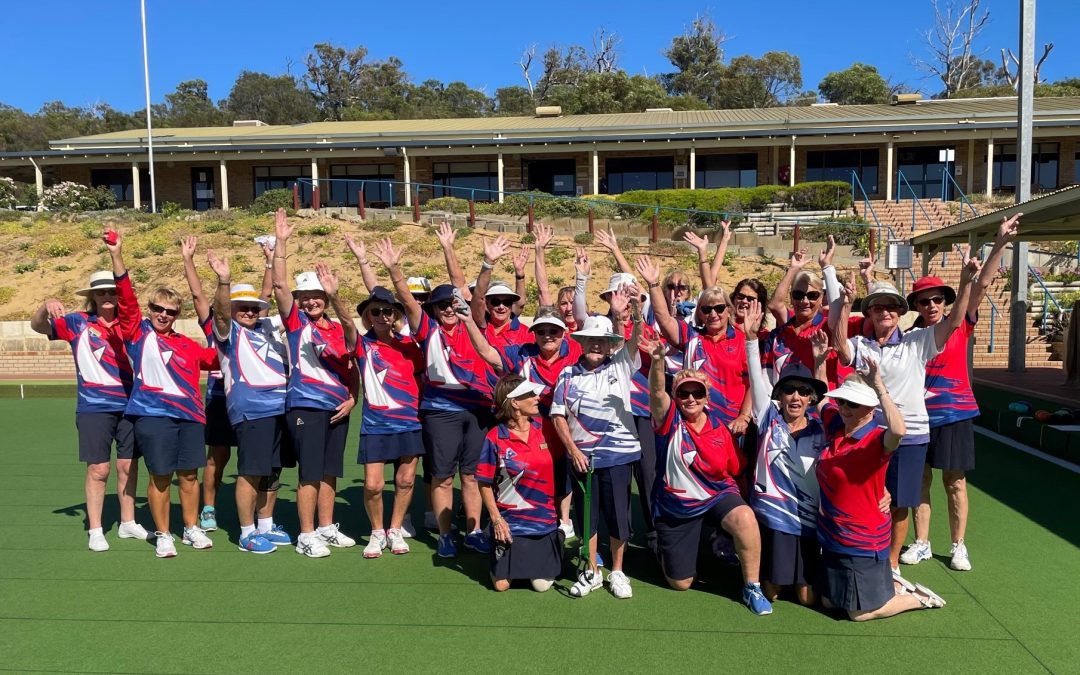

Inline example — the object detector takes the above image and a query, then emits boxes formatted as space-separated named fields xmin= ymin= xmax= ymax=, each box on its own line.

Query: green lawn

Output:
xmin=0 ymin=398 xmax=1076 ymax=674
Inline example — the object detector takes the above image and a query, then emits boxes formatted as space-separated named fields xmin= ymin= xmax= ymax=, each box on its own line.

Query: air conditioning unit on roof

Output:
xmin=232 ymin=120 xmax=268 ymax=127
xmin=535 ymin=106 xmax=563 ymax=117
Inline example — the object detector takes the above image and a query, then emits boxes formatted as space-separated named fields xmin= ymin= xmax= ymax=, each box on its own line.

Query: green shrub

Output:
xmin=44 ymin=241 xmax=72 ymax=257
xmin=203 ymin=221 xmax=229 ymax=233
xmin=14 ymin=261 xmax=38 ymax=274
xmin=545 ymin=247 xmax=572 ymax=266
xmin=146 ymin=240 xmax=168 ymax=256
xmin=80 ymin=223 xmax=101 ymax=239
xmin=785 ymin=181 xmax=851 ymax=210
xmin=797 ymin=221 xmax=870 ymax=253
xmin=614 ymin=181 xmax=851 ymax=225
xmin=249 ymin=188 xmax=294 ymax=215
xmin=55 ymin=264 xmax=73 ymax=272
xmin=520 ymin=233 xmax=536 ymax=245
xmin=132 ymin=268 xmax=151 ymax=284
xmin=0 ymin=177 xmax=17 ymax=208
xmin=0 ymin=287 xmax=15 ymax=303
xmin=161 ymin=201 xmax=182 ymax=217
xmin=424 ymin=196 xmax=469 ymax=213
xmin=573 ymin=232 xmax=594 ymax=245
xmin=617 ymin=237 xmax=639 ymax=252
xmin=362 ymin=220 xmax=397 ymax=233
xmin=41 ymin=182 xmax=116 ymax=212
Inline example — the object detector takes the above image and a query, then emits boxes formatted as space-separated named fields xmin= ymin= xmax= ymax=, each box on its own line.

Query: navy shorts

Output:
xmin=234 ymin=415 xmax=284 ymax=477
xmin=760 ymin=526 xmax=821 ymax=587
xmin=571 ymin=462 xmax=635 ymax=543
xmin=359 ymin=430 xmax=424 ymax=464
xmin=655 ymin=492 xmax=747 ymax=581
xmin=204 ymin=396 xmax=237 ymax=447
xmin=420 ymin=408 xmax=494 ymax=479
xmin=133 ymin=416 xmax=206 ymax=475
xmin=927 ymin=418 xmax=976 ymax=472
xmin=817 ymin=551 xmax=894 ymax=613
xmin=632 ymin=416 xmax=657 ymax=536
xmin=286 ymin=408 xmax=349 ymax=482
xmin=886 ymin=442 xmax=929 ymax=509
xmin=76 ymin=412 xmax=135 ymax=464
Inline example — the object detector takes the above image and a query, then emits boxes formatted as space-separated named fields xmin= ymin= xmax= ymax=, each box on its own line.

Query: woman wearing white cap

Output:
xmin=551 ymin=285 xmax=643 ymax=599
xmin=30 ymin=265 xmax=148 ymax=551
xmin=815 ymin=360 xmax=945 ymax=620
xmin=828 ymin=255 xmax=979 ymax=575
xmin=470 ymin=235 xmax=531 ymax=350
xmin=478 ymin=374 xmax=565 ymax=592
xmin=272 ymin=210 xmax=359 ymax=558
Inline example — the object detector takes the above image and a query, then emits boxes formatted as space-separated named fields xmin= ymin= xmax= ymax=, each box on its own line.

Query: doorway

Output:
xmin=191 ymin=167 xmax=216 ymax=211
xmin=526 ymin=159 xmax=577 ymax=196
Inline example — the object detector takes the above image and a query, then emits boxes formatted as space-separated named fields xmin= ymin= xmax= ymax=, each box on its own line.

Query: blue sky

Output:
xmin=2 ymin=0 xmax=1077 ymax=113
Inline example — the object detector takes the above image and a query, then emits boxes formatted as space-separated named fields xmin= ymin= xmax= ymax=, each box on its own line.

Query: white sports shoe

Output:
xmin=295 ymin=533 xmax=331 ymax=558
xmin=950 ymin=539 xmax=972 ymax=571
xmin=363 ymin=530 xmax=387 ymax=558
xmin=88 ymin=531 xmax=109 ymax=552
xmin=117 ymin=522 xmax=150 ymax=540
xmin=319 ymin=523 xmax=356 ymax=548
xmin=182 ymin=527 xmax=213 ymax=550
xmin=569 ymin=568 xmax=603 ymax=598
xmin=387 ymin=528 xmax=410 ymax=555
xmin=900 ymin=540 xmax=932 ymax=565
xmin=607 ymin=570 xmax=633 ymax=599
xmin=154 ymin=532 xmax=177 ymax=558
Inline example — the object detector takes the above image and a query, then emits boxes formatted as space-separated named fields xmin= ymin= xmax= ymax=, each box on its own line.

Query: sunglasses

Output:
xmin=732 ymin=292 xmax=758 ymax=303
xmin=780 ymin=383 xmax=814 ymax=397
xmin=487 ymin=297 xmax=515 ymax=308
xmin=835 ymin=399 xmax=864 ymax=409
xmin=917 ymin=295 xmax=945 ymax=308
xmin=698 ymin=304 xmax=727 ymax=316
xmin=869 ymin=303 xmax=903 ymax=314
xmin=791 ymin=290 xmax=822 ymax=302
xmin=234 ymin=304 xmax=262 ymax=314
xmin=533 ymin=327 xmax=563 ymax=337
xmin=666 ymin=283 xmax=689 ymax=291
xmin=369 ymin=307 xmax=396 ymax=318
xmin=675 ymin=387 xmax=708 ymax=401
xmin=434 ymin=301 xmax=454 ymax=311
xmin=148 ymin=303 xmax=179 ymax=317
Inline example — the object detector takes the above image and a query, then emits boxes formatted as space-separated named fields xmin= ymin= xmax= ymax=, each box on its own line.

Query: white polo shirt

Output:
xmin=847 ymin=326 xmax=940 ymax=445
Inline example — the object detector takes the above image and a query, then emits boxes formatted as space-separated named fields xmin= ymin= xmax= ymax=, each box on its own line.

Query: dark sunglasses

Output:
xmin=835 ymin=399 xmax=863 ymax=409
xmin=676 ymin=387 xmax=708 ymax=401
xmin=533 ymin=327 xmax=563 ymax=337
xmin=234 ymin=304 xmax=262 ymax=314
xmin=148 ymin=303 xmax=179 ymax=317
xmin=369 ymin=307 xmax=396 ymax=318
xmin=917 ymin=295 xmax=945 ymax=308
xmin=869 ymin=303 xmax=903 ymax=314
xmin=666 ymin=283 xmax=689 ymax=291
xmin=732 ymin=292 xmax=758 ymax=303
xmin=433 ymin=301 xmax=454 ymax=311
xmin=780 ymin=383 xmax=814 ymax=397
xmin=791 ymin=290 xmax=822 ymax=302
xmin=698 ymin=304 xmax=727 ymax=316
xmin=487 ymin=297 xmax=515 ymax=308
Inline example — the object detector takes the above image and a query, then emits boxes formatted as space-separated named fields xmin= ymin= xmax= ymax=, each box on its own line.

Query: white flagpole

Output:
xmin=140 ymin=0 xmax=157 ymax=213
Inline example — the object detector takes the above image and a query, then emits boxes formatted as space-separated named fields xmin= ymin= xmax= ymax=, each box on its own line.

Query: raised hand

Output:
xmin=860 ymin=355 xmax=884 ymax=390
xmin=574 ymin=246 xmax=591 ymax=278
xmin=818 ymin=235 xmax=836 ymax=269
xmin=102 ymin=228 xmax=122 ymax=254
xmin=436 ymin=221 xmax=456 ymax=249
xmin=998 ymin=213 xmax=1021 ymax=241
xmin=744 ymin=299 xmax=764 ymax=336
xmin=344 ymin=233 xmax=367 ymax=262
xmin=642 ymin=334 xmax=665 ymax=362
xmin=840 ymin=270 xmax=857 ymax=304
xmin=683 ymin=230 xmax=709 ymax=256
xmin=609 ymin=282 xmax=631 ymax=315
xmin=44 ymin=298 xmax=66 ymax=320
xmin=594 ymin=227 xmax=618 ymax=253
xmin=315 ymin=263 xmax=339 ymax=297
xmin=790 ymin=248 xmax=810 ymax=270
xmin=274 ymin=208 xmax=295 ymax=241
xmin=718 ymin=220 xmax=733 ymax=243
xmin=371 ymin=237 xmax=402 ymax=269
xmin=635 ymin=255 xmax=661 ymax=286
xmin=259 ymin=239 xmax=274 ymax=262
xmin=961 ymin=250 xmax=983 ymax=282
xmin=482 ymin=235 xmax=511 ymax=262
xmin=206 ymin=250 xmax=230 ymax=279
xmin=180 ymin=235 xmax=197 ymax=259
xmin=513 ymin=245 xmax=529 ymax=276
xmin=858 ymin=249 xmax=876 ymax=287
xmin=810 ymin=328 xmax=830 ymax=362
xmin=535 ymin=222 xmax=554 ymax=250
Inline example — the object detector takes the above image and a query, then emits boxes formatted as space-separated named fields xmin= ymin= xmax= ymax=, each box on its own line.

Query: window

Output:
xmin=695 ymin=154 xmax=757 ymax=188
xmin=605 ymin=156 xmax=674 ymax=194
xmin=1075 ymin=152 xmax=1080 ymax=185
xmin=432 ymin=161 xmax=499 ymax=200
xmin=253 ymin=165 xmax=312 ymax=202
xmin=90 ymin=168 xmax=149 ymax=204
xmin=806 ymin=149 xmax=879 ymax=193
xmin=328 ymin=164 xmax=396 ymax=206
xmin=992 ymin=143 xmax=1059 ymax=192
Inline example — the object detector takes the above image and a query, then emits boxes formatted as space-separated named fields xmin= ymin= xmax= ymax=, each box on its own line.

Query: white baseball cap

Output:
xmin=292 ymin=272 xmax=325 ymax=295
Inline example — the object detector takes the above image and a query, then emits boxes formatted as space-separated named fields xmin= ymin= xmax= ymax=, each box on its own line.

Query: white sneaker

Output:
xmin=387 ymin=528 xmax=410 ymax=555
xmin=182 ymin=527 xmax=213 ymax=550
xmin=559 ymin=521 xmax=576 ymax=541
xmin=88 ymin=531 xmax=109 ymax=552
xmin=607 ymin=570 xmax=633 ymax=599
xmin=569 ymin=568 xmax=603 ymax=598
xmin=154 ymin=531 xmax=177 ymax=558
xmin=295 ymin=533 xmax=331 ymax=558
xmin=913 ymin=582 xmax=947 ymax=608
xmin=319 ymin=523 xmax=356 ymax=548
xmin=950 ymin=539 xmax=972 ymax=571
xmin=117 ymin=522 xmax=150 ymax=540
xmin=400 ymin=513 xmax=416 ymax=538
xmin=363 ymin=530 xmax=387 ymax=559
xmin=900 ymin=540 xmax=932 ymax=565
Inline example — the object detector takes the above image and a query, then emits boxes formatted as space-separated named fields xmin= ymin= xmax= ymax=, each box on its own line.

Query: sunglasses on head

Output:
xmin=780 ymin=383 xmax=814 ymax=397
xmin=666 ymin=283 xmax=689 ymax=291
xmin=369 ymin=307 xmax=396 ymax=318
xmin=148 ymin=303 xmax=179 ymax=317
xmin=676 ymin=387 xmax=708 ymax=401
xmin=698 ymin=304 xmax=727 ymax=316
xmin=732 ymin=292 xmax=758 ymax=303
xmin=487 ymin=297 xmax=514 ymax=308
xmin=835 ymin=399 xmax=863 ymax=409
xmin=917 ymin=295 xmax=945 ymax=308
xmin=791 ymin=290 xmax=822 ymax=302
xmin=869 ymin=303 xmax=903 ymax=314
xmin=234 ymin=304 xmax=262 ymax=314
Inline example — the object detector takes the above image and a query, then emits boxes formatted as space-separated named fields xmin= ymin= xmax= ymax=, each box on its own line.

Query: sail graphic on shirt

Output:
xmin=666 ymin=431 xmax=712 ymax=501
xmin=496 ymin=467 xmax=534 ymax=511
xmin=139 ymin=333 xmax=185 ymax=397
xmin=75 ymin=335 xmax=122 ymax=387
xmin=237 ymin=329 xmax=285 ymax=388
xmin=297 ymin=324 xmax=340 ymax=386
xmin=364 ymin=358 xmax=402 ymax=410
xmin=425 ymin=333 xmax=463 ymax=388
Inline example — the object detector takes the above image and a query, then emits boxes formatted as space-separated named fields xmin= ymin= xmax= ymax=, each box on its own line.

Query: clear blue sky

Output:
xmin=1 ymin=0 xmax=1077 ymax=113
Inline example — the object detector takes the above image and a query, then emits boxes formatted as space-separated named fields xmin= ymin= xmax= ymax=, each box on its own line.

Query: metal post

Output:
xmin=1008 ymin=0 xmax=1035 ymax=373
xmin=527 ymin=197 xmax=534 ymax=233
xmin=413 ymin=189 xmax=420 ymax=223
xmin=792 ymin=222 xmax=800 ymax=253
xmin=651 ymin=208 xmax=659 ymax=243
xmin=885 ymin=141 xmax=894 ymax=201
xmin=588 ymin=207 xmax=595 ymax=234
xmin=140 ymin=0 xmax=157 ymax=213
xmin=358 ymin=189 xmax=365 ymax=220
xmin=469 ymin=191 xmax=476 ymax=227
xmin=292 ymin=183 xmax=299 ymax=211
xmin=312 ymin=185 xmax=320 ymax=211
xmin=869 ymin=229 xmax=875 ymax=265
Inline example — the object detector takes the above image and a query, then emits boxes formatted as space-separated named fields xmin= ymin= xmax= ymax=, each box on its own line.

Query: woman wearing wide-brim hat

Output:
xmin=30 ymin=268 xmax=149 ymax=552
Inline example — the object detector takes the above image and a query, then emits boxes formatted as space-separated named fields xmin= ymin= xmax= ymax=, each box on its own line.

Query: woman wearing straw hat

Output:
xmin=352 ymin=286 xmax=425 ymax=558
xmin=646 ymin=338 xmax=773 ymax=615
xmin=272 ymin=210 xmax=359 ymax=558
xmin=30 ymin=267 xmax=148 ymax=552
xmin=551 ymin=285 xmax=643 ymax=599
xmin=902 ymin=214 xmax=1020 ymax=572
xmin=815 ymin=359 xmax=946 ymax=620
xmin=478 ymin=374 xmax=565 ymax=592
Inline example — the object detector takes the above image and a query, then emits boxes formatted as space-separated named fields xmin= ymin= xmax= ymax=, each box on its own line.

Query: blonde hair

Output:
xmin=793 ymin=271 xmax=823 ymax=291
xmin=147 ymin=287 xmax=183 ymax=312
xmin=494 ymin=374 xmax=528 ymax=422
xmin=672 ymin=369 xmax=711 ymax=394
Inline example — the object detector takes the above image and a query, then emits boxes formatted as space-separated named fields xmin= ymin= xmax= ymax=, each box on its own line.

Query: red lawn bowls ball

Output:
xmin=104 ymin=231 xmax=118 ymax=245
xmin=1034 ymin=410 xmax=1052 ymax=423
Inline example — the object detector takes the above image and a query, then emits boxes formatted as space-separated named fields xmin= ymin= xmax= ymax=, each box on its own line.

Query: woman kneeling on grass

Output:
xmin=478 ymin=374 xmax=565 ymax=592
xmin=816 ymin=358 xmax=946 ymax=620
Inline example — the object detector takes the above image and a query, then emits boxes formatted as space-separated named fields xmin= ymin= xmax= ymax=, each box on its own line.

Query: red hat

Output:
xmin=907 ymin=276 xmax=956 ymax=308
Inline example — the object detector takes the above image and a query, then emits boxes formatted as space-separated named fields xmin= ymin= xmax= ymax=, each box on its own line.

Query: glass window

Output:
xmin=992 ymin=143 xmax=1059 ymax=192
xmin=90 ymin=168 xmax=149 ymax=204
xmin=328 ymin=164 xmax=395 ymax=206
xmin=806 ymin=149 xmax=879 ymax=193
xmin=253 ymin=165 xmax=312 ymax=204
xmin=695 ymin=154 xmax=757 ymax=188
xmin=432 ymin=161 xmax=498 ymax=200
xmin=605 ymin=156 xmax=674 ymax=194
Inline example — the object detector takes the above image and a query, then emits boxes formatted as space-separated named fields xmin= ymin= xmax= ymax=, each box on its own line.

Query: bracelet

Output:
xmin=481 ymin=259 xmax=495 ymax=270
xmin=264 ymin=263 xmax=272 ymax=270
xmin=359 ymin=259 xmax=370 ymax=266
xmin=514 ymin=273 xmax=525 ymax=280
xmin=218 ymin=280 xmax=231 ymax=286
xmin=648 ymin=281 xmax=659 ymax=289
xmin=273 ymin=255 xmax=286 ymax=260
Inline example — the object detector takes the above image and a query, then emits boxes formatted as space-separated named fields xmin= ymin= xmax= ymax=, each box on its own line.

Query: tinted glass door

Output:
xmin=191 ymin=167 xmax=216 ymax=211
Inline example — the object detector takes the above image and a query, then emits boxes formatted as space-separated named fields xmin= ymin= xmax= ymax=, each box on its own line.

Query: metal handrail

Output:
xmin=942 ymin=170 xmax=979 ymax=221
xmin=895 ymin=169 xmax=938 ymax=233
xmin=1028 ymin=265 xmax=1069 ymax=333
xmin=850 ymin=171 xmax=914 ymax=292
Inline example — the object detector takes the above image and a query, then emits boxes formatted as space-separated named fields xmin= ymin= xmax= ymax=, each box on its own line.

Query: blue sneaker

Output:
xmin=595 ymin=550 xmax=604 ymax=568
xmin=464 ymin=529 xmax=491 ymax=554
xmin=261 ymin=526 xmax=291 ymax=546
xmin=437 ymin=533 xmax=457 ymax=558
xmin=743 ymin=583 xmax=773 ymax=616
xmin=238 ymin=532 xmax=275 ymax=554
xmin=199 ymin=506 xmax=217 ymax=532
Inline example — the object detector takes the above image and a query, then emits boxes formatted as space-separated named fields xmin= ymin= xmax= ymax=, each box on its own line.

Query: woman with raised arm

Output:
xmin=271 ymin=209 xmax=359 ymax=558
xmin=743 ymin=299 xmax=829 ymax=606
xmin=533 ymin=223 xmax=579 ymax=332
xmin=30 ymin=262 xmax=146 ymax=552
xmin=470 ymin=235 xmax=532 ymax=350
xmin=648 ymin=337 xmax=773 ymax=616
xmin=815 ymin=359 xmax=946 ymax=620
xmin=682 ymin=220 xmax=732 ymax=291
xmin=477 ymin=374 xmax=565 ymax=592
xmin=551 ymin=286 xmax=643 ymax=599
xmin=903 ymin=214 xmax=1021 ymax=573
xmin=107 ymin=230 xmax=218 ymax=558
xmin=372 ymin=236 xmax=496 ymax=559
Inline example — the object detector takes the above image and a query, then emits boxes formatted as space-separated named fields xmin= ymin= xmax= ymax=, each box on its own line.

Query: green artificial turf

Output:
xmin=0 ymin=398 xmax=1076 ymax=673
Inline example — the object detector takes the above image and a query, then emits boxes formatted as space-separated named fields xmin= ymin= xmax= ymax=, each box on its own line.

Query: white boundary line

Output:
xmin=975 ymin=426 xmax=1080 ymax=474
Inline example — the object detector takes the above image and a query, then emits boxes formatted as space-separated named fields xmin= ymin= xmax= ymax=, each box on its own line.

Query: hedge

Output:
xmin=615 ymin=181 xmax=852 ymax=224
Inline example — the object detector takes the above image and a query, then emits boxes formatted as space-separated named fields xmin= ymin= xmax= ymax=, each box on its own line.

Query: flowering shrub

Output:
xmin=41 ymin=182 xmax=116 ymax=212
xmin=0 ymin=177 xmax=15 ymax=208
